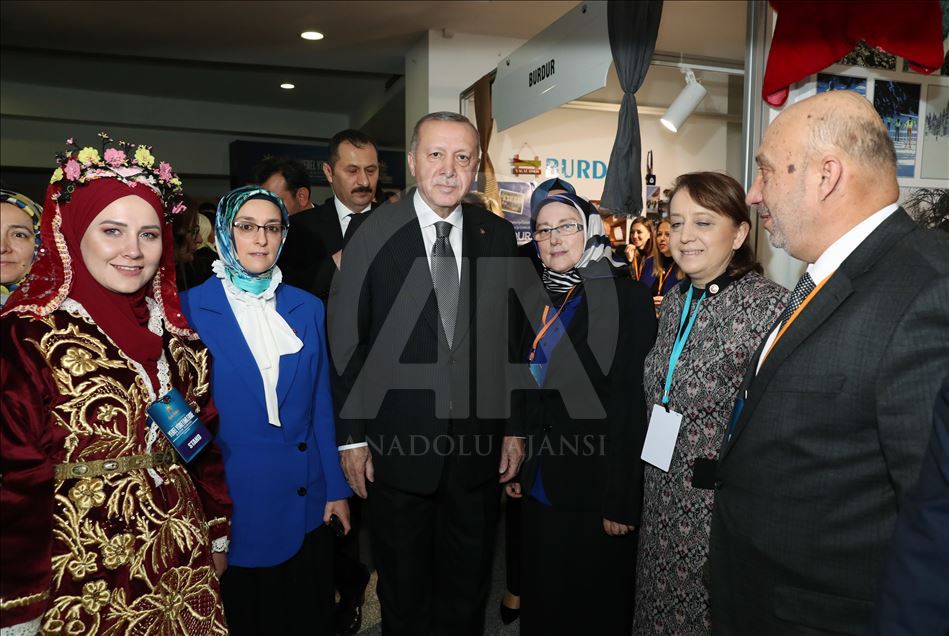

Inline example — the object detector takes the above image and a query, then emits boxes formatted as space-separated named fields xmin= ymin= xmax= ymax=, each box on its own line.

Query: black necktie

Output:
xmin=775 ymin=272 xmax=816 ymax=331
xmin=431 ymin=221 xmax=459 ymax=346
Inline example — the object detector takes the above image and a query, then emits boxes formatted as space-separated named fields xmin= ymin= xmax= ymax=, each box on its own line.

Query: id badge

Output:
xmin=641 ymin=404 xmax=683 ymax=472
xmin=147 ymin=388 xmax=210 ymax=463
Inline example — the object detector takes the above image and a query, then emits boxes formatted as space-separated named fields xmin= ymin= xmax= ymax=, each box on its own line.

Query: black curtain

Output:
xmin=600 ymin=0 xmax=663 ymax=215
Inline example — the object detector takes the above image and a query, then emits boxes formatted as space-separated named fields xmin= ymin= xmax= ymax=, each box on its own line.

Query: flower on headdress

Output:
xmin=104 ymin=148 xmax=127 ymax=167
xmin=134 ymin=146 xmax=155 ymax=168
xmin=158 ymin=162 xmax=173 ymax=182
xmin=50 ymin=167 xmax=64 ymax=184
xmin=66 ymin=137 xmax=74 ymax=145
xmin=171 ymin=202 xmax=187 ymax=215
xmin=77 ymin=147 xmax=101 ymax=166
xmin=64 ymin=160 xmax=82 ymax=181
xmin=170 ymin=177 xmax=181 ymax=188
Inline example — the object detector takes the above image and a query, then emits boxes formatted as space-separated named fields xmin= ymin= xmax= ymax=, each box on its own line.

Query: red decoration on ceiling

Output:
xmin=763 ymin=0 xmax=945 ymax=107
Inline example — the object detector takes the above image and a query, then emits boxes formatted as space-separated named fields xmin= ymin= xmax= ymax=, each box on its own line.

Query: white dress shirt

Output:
xmin=334 ymin=196 xmax=371 ymax=237
xmin=213 ymin=261 xmax=303 ymax=426
xmin=414 ymin=190 xmax=463 ymax=281
xmin=336 ymin=192 xmax=466 ymax=452
xmin=756 ymin=203 xmax=899 ymax=373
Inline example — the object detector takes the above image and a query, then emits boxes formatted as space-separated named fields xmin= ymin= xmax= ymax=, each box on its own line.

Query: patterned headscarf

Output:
xmin=0 ymin=189 xmax=42 ymax=297
xmin=530 ymin=177 xmax=576 ymax=214
xmin=214 ymin=186 xmax=289 ymax=295
xmin=532 ymin=192 xmax=625 ymax=294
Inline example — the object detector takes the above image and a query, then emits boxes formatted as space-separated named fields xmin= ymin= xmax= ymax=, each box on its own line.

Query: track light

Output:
xmin=660 ymin=68 xmax=707 ymax=133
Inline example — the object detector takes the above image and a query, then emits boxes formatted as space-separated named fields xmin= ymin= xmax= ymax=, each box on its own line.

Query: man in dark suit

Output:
xmin=256 ymin=158 xmax=318 ymax=290
xmin=867 ymin=375 xmax=949 ymax=636
xmin=276 ymin=130 xmax=380 ymax=301
xmin=328 ymin=112 xmax=524 ymax=635
xmin=710 ymin=90 xmax=949 ymax=634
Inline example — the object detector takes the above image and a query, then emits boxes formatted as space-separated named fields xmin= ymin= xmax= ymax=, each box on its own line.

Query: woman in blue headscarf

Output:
xmin=180 ymin=185 xmax=352 ymax=636
xmin=0 ymin=189 xmax=42 ymax=306
xmin=507 ymin=191 xmax=657 ymax=635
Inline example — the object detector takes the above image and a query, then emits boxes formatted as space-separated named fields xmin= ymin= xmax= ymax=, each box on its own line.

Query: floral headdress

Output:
xmin=2 ymin=134 xmax=196 ymax=340
xmin=49 ymin=132 xmax=186 ymax=221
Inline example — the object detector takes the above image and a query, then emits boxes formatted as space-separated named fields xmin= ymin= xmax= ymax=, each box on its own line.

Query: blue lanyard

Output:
xmin=662 ymin=285 xmax=706 ymax=406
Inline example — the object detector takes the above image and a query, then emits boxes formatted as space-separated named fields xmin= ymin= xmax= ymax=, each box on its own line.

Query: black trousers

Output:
xmin=368 ymin=454 xmax=500 ymax=636
xmin=220 ymin=524 xmax=335 ymax=636
xmin=504 ymin=495 xmax=521 ymax=596
xmin=335 ymin=494 xmax=369 ymax=601
xmin=520 ymin=496 xmax=637 ymax=636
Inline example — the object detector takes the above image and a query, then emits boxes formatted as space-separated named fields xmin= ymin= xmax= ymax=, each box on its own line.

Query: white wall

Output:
xmin=489 ymin=105 xmax=732 ymax=202
xmin=403 ymin=30 xmax=525 ymax=184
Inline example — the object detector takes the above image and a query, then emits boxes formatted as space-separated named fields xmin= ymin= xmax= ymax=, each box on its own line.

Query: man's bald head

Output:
xmin=793 ymin=90 xmax=897 ymax=178
xmin=747 ymin=90 xmax=900 ymax=263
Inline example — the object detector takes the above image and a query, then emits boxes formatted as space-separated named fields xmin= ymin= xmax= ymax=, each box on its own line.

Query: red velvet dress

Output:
xmin=1 ymin=299 xmax=231 ymax=635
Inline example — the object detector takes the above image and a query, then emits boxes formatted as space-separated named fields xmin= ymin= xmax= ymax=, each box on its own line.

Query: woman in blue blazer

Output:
xmin=181 ymin=186 xmax=351 ymax=635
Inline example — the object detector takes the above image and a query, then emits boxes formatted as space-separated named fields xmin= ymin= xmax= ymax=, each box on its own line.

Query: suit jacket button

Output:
xmin=714 ymin=480 xmax=724 ymax=490
xmin=298 ymin=442 xmax=307 ymax=452
xmin=297 ymin=487 xmax=307 ymax=496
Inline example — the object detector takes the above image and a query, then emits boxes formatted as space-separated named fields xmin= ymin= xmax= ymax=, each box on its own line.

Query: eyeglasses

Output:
xmin=232 ymin=222 xmax=286 ymax=237
xmin=533 ymin=222 xmax=583 ymax=242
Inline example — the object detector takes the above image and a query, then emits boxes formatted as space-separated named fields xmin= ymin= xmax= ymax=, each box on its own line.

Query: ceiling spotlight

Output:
xmin=660 ymin=68 xmax=707 ymax=133
xmin=280 ymin=83 xmax=295 ymax=90
xmin=300 ymin=31 xmax=324 ymax=41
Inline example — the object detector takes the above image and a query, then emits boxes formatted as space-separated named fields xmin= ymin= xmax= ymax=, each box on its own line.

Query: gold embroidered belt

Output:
xmin=54 ymin=450 xmax=177 ymax=480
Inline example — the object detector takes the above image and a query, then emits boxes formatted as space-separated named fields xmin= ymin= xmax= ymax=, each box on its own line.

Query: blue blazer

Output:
xmin=181 ymin=277 xmax=351 ymax=568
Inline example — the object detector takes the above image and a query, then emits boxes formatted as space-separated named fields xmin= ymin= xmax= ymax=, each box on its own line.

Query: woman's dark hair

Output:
xmin=667 ymin=172 xmax=762 ymax=279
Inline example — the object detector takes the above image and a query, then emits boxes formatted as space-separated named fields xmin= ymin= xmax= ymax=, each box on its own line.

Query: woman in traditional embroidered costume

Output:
xmin=0 ymin=136 xmax=231 ymax=635
xmin=180 ymin=186 xmax=351 ymax=635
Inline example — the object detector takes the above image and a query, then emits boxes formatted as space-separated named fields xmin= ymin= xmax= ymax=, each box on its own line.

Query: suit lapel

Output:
xmin=720 ymin=209 xmax=917 ymax=458
xmin=720 ymin=272 xmax=853 ymax=458
xmin=382 ymin=199 xmax=441 ymax=339
xmin=275 ymin=288 xmax=309 ymax=407
xmin=198 ymin=279 xmax=267 ymax=410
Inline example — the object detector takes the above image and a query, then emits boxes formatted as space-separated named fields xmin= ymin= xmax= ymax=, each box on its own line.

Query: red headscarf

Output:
xmin=3 ymin=176 xmax=196 ymax=389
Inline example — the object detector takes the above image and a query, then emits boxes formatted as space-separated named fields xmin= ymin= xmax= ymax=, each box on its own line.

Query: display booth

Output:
xmin=463 ymin=0 xmax=948 ymax=288
xmin=461 ymin=1 xmax=745 ymax=247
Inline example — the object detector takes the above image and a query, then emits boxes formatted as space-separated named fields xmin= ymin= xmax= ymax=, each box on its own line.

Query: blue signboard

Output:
xmin=497 ymin=180 xmax=535 ymax=245
xmin=228 ymin=140 xmax=406 ymax=190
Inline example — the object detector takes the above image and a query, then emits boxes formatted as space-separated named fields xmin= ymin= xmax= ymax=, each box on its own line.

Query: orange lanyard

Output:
xmin=656 ymin=266 xmax=671 ymax=292
xmin=631 ymin=256 xmax=643 ymax=280
xmin=760 ymin=273 xmax=833 ymax=365
xmin=529 ymin=286 xmax=577 ymax=362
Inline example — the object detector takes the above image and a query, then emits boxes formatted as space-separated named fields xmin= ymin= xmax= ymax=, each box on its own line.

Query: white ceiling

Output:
xmin=0 ymin=1 xmax=746 ymax=147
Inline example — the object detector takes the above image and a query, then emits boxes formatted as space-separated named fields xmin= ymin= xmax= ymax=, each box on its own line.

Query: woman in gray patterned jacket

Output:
xmin=634 ymin=172 xmax=786 ymax=635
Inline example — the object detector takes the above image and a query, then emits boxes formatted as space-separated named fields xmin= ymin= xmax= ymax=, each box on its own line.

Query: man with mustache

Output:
xmin=330 ymin=111 xmax=523 ymax=635
xmin=274 ymin=130 xmax=380 ymax=302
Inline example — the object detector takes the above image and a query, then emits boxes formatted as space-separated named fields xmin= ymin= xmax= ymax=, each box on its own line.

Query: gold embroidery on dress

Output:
xmin=25 ymin=309 xmax=228 ymax=635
